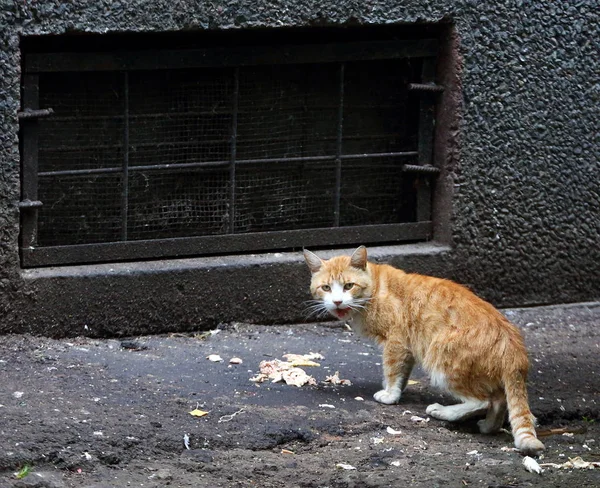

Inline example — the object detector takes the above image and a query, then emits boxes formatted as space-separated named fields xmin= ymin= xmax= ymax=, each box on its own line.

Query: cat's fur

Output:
xmin=304 ymin=245 xmax=544 ymax=455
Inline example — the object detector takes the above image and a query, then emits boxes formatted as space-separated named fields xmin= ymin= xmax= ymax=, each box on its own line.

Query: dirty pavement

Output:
xmin=1 ymin=303 xmax=599 ymax=488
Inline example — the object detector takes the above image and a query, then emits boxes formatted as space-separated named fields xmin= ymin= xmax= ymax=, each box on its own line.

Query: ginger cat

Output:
xmin=303 ymin=245 xmax=544 ymax=456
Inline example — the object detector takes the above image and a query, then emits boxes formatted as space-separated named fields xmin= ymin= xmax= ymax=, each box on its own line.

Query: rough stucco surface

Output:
xmin=0 ymin=0 xmax=598 ymax=336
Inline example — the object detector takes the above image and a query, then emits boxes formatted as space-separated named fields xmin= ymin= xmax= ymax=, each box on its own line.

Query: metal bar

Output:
xmin=17 ymin=108 xmax=54 ymax=120
xmin=409 ymin=83 xmax=444 ymax=92
xmin=41 ymin=132 xmax=416 ymax=153
xmin=37 ymin=151 xmax=419 ymax=178
xmin=48 ymin=107 xmax=423 ymax=122
xmin=121 ymin=72 xmax=130 ymax=241
xmin=415 ymin=57 xmax=437 ymax=222
xmin=403 ymin=164 xmax=440 ymax=174
xmin=18 ymin=200 xmax=43 ymax=209
xmin=229 ymin=67 xmax=239 ymax=234
xmin=334 ymin=63 xmax=345 ymax=227
xmin=340 ymin=151 xmax=417 ymax=161
xmin=21 ymin=221 xmax=433 ymax=268
xmin=20 ymin=74 xmax=41 ymax=249
xmin=39 ymin=139 xmax=230 ymax=152
xmin=25 ymin=39 xmax=439 ymax=73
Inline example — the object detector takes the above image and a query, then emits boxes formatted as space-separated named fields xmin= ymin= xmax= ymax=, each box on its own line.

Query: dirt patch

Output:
xmin=0 ymin=303 xmax=599 ymax=487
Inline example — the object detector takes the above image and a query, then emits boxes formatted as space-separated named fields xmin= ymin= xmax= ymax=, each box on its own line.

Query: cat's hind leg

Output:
xmin=426 ymin=399 xmax=489 ymax=422
xmin=373 ymin=342 xmax=414 ymax=405
xmin=477 ymin=394 xmax=507 ymax=434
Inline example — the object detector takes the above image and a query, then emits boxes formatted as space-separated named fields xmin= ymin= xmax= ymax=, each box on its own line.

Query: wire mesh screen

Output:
xmin=33 ymin=55 xmax=423 ymax=249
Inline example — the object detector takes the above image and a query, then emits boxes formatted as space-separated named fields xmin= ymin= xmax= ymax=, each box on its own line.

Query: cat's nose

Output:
xmin=333 ymin=300 xmax=343 ymax=307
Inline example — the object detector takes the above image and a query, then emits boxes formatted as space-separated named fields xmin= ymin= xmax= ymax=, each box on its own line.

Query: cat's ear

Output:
xmin=303 ymin=249 xmax=324 ymax=273
xmin=350 ymin=245 xmax=368 ymax=270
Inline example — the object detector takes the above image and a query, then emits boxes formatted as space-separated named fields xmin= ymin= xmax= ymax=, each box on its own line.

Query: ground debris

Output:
xmin=336 ymin=463 xmax=357 ymax=470
xmin=207 ymin=354 xmax=223 ymax=362
xmin=189 ymin=409 xmax=209 ymax=417
xmin=523 ymin=456 xmax=543 ymax=475
xmin=537 ymin=426 xmax=587 ymax=437
xmin=218 ymin=408 xmax=245 ymax=423
xmin=540 ymin=456 xmax=600 ymax=470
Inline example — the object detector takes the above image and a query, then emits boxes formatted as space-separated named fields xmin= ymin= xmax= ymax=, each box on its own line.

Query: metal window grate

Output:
xmin=20 ymin=37 xmax=441 ymax=267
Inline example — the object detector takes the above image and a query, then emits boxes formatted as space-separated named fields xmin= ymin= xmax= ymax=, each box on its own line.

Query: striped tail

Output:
xmin=503 ymin=369 xmax=545 ymax=456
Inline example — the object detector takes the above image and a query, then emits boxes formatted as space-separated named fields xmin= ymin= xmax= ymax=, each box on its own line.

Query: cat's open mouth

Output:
xmin=334 ymin=308 xmax=350 ymax=319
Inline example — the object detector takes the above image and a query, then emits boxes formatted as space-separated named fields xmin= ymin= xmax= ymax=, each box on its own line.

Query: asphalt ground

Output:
xmin=0 ymin=302 xmax=599 ymax=487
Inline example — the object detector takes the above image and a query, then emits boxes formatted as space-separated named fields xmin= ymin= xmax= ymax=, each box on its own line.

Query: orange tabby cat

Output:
xmin=304 ymin=245 xmax=544 ymax=455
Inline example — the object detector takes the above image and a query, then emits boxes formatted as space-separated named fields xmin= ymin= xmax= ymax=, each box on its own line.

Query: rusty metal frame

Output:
xmin=20 ymin=38 xmax=440 ymax=267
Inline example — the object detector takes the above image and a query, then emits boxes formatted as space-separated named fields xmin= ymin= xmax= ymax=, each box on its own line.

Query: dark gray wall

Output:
xmin=0 ymin=1 xmax=598 ymax=337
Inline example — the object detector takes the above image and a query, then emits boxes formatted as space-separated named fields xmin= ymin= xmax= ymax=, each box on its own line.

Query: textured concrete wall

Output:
xmin=0 ymin=1 xmax=598 ymax=336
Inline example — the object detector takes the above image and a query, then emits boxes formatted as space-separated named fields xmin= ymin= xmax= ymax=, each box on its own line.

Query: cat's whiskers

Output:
xmin=303 ymin=300 xmax=330 ymax=319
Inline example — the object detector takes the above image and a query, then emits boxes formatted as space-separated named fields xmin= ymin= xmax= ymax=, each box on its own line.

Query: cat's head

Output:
xmin=303 ymin=246 xmax=373 ymax=320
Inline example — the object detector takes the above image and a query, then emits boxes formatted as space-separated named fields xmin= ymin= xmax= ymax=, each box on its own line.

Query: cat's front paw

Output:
xmin=373 ymin=389 xmax=401 ymax=405
xmin=425 ymin=403 xmax=446 ymax=419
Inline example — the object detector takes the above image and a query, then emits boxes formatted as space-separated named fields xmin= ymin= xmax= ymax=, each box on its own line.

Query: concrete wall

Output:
xmin=0 ymin=1 xmax=598 ymax=337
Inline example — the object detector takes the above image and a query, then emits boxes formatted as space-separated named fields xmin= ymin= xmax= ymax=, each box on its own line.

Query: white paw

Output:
xmin=373 ymin=389 xmax=401 ymax=405
xmin=425 ymin=403 xmax=445 ymax=419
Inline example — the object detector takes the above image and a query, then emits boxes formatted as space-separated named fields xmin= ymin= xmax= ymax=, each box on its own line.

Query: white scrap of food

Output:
xmin=207 ymin=354 xmax=223 ymax=362
xmin=336 ymin=463 xmax=356 ymax=470
xmin=539 ymin=456 xmax=600 ymax=470
xmin=523 ymin=456 xmax=543 ymax=475
xmin=319 ymin=404 xmax=336 ymax=409
xmin=249 ymin=359 xmax=316 ymax=387
xmin=390 ymin=460 xmax=401 ymax=467
xmin=410 ymin=415 xmax=430 ymax=423
xmin=323 ymin=371 xmax=352 ymax=386
xmin=386 ymin=427 xmax=402 ymax=435
xmin=281 ymin=367 xmax=317 ymax=387
xmin=283 ymin=352 xmax=324 ymax=361
xmin=282 ymin=352 xmax=323 ymax=367
xmin=354 ymin=396 xmax=364 ymax=401
xmin=229 ymin=357 xmax=243 ymax=364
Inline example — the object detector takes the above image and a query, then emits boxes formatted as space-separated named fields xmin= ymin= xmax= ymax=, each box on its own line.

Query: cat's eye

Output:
xmin=343 ymin=283 xmax=355 ymax=291
xmin=321 ymin=284 xmax=331 ymax=292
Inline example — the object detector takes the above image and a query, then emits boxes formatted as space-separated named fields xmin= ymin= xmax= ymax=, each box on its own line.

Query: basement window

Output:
xmin=19 ymin=28 xmax=442 ymax=267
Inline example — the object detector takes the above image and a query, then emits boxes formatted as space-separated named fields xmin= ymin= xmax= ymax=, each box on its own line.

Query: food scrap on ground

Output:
xmin=540 ymin=457 xmax=600 ymax=470
xmin=282 ymin=352 xmax=323 ymax=367
xmin=249 ymin=353 xmax=324 ymax=387
xmin=207 ymin=354 xmax=223 ymax=362
xmin=323 ymin=371 xmax=352 ymax=386
xmin=336 ymin=463 xmax=357 ymax=470
xmin=249 ymin=353 xmax=354 ymax=388
xmin=229 ymin=357 xmax=243 ymax=364
xmin=386 ymin=426 xmax=402 ymax=435
xmin=250 ymin=358 xmax=317 ymax=387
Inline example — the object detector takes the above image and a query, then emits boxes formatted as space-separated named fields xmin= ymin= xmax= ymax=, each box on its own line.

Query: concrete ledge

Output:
xmin=14 ymin=243 xmax=451 ymax=338
xmin=21 ymin=242 xmax=451 ymax=279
